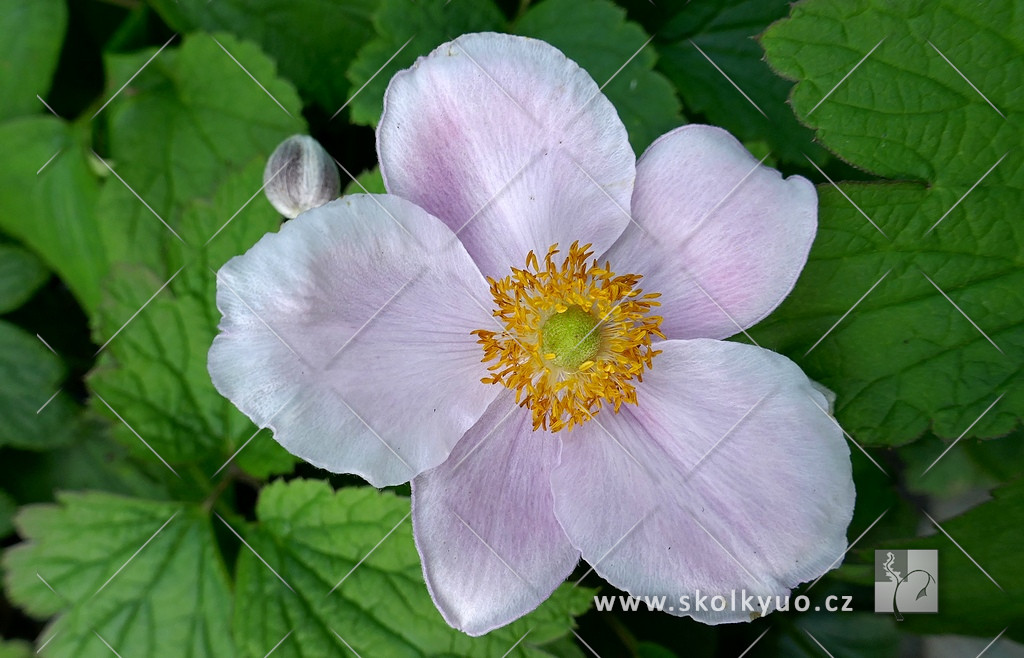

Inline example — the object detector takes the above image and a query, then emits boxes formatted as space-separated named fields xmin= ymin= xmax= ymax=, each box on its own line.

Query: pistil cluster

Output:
xmin=472 ymin=242 xmax=664 ymax=432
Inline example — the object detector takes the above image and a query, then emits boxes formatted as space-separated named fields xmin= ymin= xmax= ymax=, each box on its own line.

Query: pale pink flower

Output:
xmin=210 ymin=33 xmax=854 ymax=635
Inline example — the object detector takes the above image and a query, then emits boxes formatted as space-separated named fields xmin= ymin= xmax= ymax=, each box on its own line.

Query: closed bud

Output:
xmin=263 ymin=135 xmax=341 ymax=219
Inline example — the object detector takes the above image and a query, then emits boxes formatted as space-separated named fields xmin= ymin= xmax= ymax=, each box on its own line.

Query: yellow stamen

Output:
xmin=471 ymin=242 xmax=664 ymax=432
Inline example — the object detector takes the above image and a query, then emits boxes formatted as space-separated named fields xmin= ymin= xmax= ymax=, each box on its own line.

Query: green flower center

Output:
xmin=540 ymin=304 xmax=602 ymax=370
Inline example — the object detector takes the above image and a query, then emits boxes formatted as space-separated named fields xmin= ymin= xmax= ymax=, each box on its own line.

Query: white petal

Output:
xmin=551 ymin=339 xmax=854 ymax=623
xmin=605 ymin=125 xmax=817 ymax=339
xmin=209 ymin=195 xmax=498 ymax=487
xmin=412 ymin=391 xmax=579 ymax=636
xmin=378 ymin=32 xmax=634 ymax=279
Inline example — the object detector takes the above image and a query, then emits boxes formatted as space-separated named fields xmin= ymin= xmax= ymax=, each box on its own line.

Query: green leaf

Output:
xmin=88 ymin=265 xmax=240 ymax=465
xmin=0 ymin=118 xmax=106 ymax=312
xmin=513 ymin=0 xmax=682 ymax=154
xmin=752 ymin=184 xmax=1022 ymax=445
xmin=147 ymin=0 xmax=377 ymax=112
xmin=764 ymin=1 xmax=1017 ymax=184
xmin=872 ymin=478 xmax=1024 ymax=641
xmin=88 ymin=162 xmax=297 ymax=479
xmin=0 ymin=320 xmax=75 ymax=450
xmin=0 ymin=0 xmax=67 ymax=121
xmin=94 ymin=32 xmax=303 ymax=280
xmin=0 ymin=413 xmax=173 ymax=505
xmin=650 ymin=0 xmax=827 ymax=165
xmin=84 ymin=32 xmax=305 ymax=478
xmin=2 ymin=493 xmax=234 ymax=657
xmin=0 ymin=244 xmax=48 ymax=313
xmin=755 ymin=1 xmax=1023 ymax=444
xmin=345 ymin=0 xmax=506 ymax=127
xmin=233 ymin=480 xmax=593 ymax=657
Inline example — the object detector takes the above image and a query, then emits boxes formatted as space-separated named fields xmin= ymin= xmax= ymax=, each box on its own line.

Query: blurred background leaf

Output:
xmin=0 ymin=322 xmax=76 ymax=451
xmin=0 ymin=0 xmax=67 ymax=121
xmin=0 ymin=639 xmax=32 ymax=658
xmin=852 ymin=479 xmax=1024 ymax=642
xmin=0 ymin=246 xmax=48 ymax=315
xmin=0 ymin=119 xmax=105 ymax=312
xmin=643 ymin=0 xmax=829 ymax=166
xmin=776 ymin=613 xmax=899 ymax=658
xmin=148 ymin=0 xmax=378 ymax=114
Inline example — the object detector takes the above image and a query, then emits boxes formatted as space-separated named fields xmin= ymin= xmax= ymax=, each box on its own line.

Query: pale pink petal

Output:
xmin=208 ymin=195 xmax=497 ymax=487
xmin=378 ymin=32 xmax=634 ymax=280
xmin=412 ymin=391 xmax=579 ymax=636
xmin=604 ymin=125 xmax=817 ymax=340
xmin=551 ymin=339 xmax=854 ymax=624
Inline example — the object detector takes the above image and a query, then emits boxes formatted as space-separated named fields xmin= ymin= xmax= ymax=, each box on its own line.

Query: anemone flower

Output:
xmin=209 ymin=32 xmax=855 ymax=636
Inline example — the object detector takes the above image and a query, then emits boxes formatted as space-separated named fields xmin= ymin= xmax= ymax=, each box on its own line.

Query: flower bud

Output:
xmin=263 ymin=135 xmax=341 ymax=219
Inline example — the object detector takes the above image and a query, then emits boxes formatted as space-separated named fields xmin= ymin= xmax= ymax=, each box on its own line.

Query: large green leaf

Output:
xmin=757 ymin=0 xmax=1022 ymax=444
xmin=649 ymin=0 xmax=828 ymax=165
xmin=345 ymin=0 xmax=507 ymax=126
xmin=88 ymin=162 xmax=298 ymax=479
xmin=3 ymin=493 xmax=235 ymax=657
xmin=0 ymin=0 xmax=67 ymax=121
xmin=147 ymin=0 xmax=377 ymax=112
xmin=233 ymin=480 xmax=593 ymax=657
xmin=765 ymin=1 xmax=1016 ymax=183
xmin=513 ymin=0 xmax=682 ymax=153
xmin=84 ymin=32 xmax=305 ymax=478
xmin=94 ymin=32 xmax=303 ymax=281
